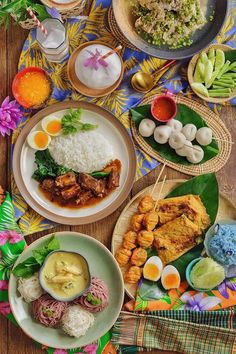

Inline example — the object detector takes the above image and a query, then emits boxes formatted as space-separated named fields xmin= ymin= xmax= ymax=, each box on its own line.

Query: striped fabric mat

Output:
xmin=112 ymin=311 xmax=236 ymax=354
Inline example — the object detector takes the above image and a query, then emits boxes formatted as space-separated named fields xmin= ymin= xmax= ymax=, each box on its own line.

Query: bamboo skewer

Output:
xmin=154 ymin=175 xmax=167 ymax=209
xmin=150 ymin=163 xmax=166 ymax=197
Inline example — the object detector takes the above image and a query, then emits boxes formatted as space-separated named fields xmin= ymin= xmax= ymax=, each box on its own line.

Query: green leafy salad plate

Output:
xmin=9 ymin=232 xmax=124 ymax=349
xmin=130 ymin=94 xmax=232 ymax=176
xmin=112 ymin=173 xmax=236 ymax=299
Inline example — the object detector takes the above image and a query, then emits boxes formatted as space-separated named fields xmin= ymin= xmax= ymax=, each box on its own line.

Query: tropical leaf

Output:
xmin=138 ymin=279 xmax=166 ymax=300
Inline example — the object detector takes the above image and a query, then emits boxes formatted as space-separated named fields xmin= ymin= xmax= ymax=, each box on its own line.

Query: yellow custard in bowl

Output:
xmin=39 ymin=251 xmax=91 ymax=301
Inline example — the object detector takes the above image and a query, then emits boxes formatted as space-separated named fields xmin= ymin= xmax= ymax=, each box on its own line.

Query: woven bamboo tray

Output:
xmin=14 ymin=0 xmax=86 ymax=30
xmin=111 ymin=179 xmax=236 ymax=299
xmin=188 ymin=44 xmax=236 ymax=104
xmin=128 ymin=94 xmax=232 ymax=176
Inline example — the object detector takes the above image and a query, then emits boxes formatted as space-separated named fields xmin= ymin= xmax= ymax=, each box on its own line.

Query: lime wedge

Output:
xmin=215 ymin=49 xmax=225 ymax=71
xmin=190 ymin=258 xmax=225 ymax=290
xmin=204 ymin=60 xmax=213 ymax=86
xmin=191 ymin=82 xmax=209 ymax=97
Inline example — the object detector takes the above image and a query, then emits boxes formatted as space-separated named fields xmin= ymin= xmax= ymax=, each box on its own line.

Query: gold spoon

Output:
xmin=131 ymin=60 xmax=176 ymax=93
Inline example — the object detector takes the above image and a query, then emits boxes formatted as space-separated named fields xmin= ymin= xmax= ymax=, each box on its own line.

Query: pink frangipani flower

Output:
xmin=180 ymin=292 xmax=221 ymax=311
xmin=0 ymin=301 xmax=11 ymax=316
xmin=0 ymin=280 xmax=8 ymax=290
xmin=0 ymin=96 xmax=23 ymax=137
xmin=0 ymin=230 xmax=23 ymax=246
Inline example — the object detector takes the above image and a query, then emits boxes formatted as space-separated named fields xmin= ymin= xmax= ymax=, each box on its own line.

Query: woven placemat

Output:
xmin=107 ymin=7 xmax=140 ymax=51
xmin=129 ymin=94 xmax=232 ymax=176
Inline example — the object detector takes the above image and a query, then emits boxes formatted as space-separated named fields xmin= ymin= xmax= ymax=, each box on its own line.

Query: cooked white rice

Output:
xmin=48 ymin=131 xmax=114 ymax=173
xmin=61 ymin=305 xmax=94 ymax=338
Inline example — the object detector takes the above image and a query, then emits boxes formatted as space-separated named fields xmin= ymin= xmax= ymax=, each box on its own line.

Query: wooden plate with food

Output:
xmin=12 ymin=101 xmax=136 ymax=225
xmin=129 ymin=94 xmax=232 ymax=176
xmin=112 ymin=0 xmax=228 ymax=59
xmin=112 ymin=174 xmax=236 ymax=298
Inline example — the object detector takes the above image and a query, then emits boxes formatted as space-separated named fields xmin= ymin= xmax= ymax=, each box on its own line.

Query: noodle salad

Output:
xmin=133 ymin=0 xmax=207 ymax=48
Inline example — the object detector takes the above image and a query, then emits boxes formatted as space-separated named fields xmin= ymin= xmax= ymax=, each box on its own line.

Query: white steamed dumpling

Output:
xmin=187 ymin=145 xmax=204 ymax=164
xmin=169 ymin=132 xmax=186 ymax=149
xmin=167 ymin=119 xmax=183 ymax=133
xmin=154 ymin=126 xmax=172 ymax=144
xmin=182 ymin=124 xmax=197 ymax=142
xmin=139 ymin=119 xmax=156 ymax=137
xmin=175 ymin=140 xmax=193 ymax=157
xmin=196 ymin=127 xmax=213 ymax=146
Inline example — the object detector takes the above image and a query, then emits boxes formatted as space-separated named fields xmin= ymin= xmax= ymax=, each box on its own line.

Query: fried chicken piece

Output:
xmin=55 ymin=172 xmax=77 ymax=188
xmin=143 ymin=211 xmax=159 ymax=231
xmin=123 ymin=231 xmax=137 ymax=250
xmin=115 ymin=248 xmax=132 ymax=267
xmin=131 ymin=247 xmax=147 ymax=267
xmin=137 ymin=230 xmax=154 ymax=248
xmin=0 ymin=185 xmax=5 ymax=205
xmin=130 ymin=214 xmax=144 ymax=232
xmin=124 ymin=266 xmax=142 ymax=284
xmin=61 ymin=184 xmax=81 ymax=200
xmin=138 ymin=195 xmax=155 ymax=214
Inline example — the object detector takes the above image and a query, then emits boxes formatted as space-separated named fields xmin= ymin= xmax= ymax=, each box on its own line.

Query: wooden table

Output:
xmin=0 ymin=5 xmax=236 ymax=354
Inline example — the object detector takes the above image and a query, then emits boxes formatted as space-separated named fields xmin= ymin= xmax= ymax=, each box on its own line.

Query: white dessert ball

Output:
xmin=169 ymin=132 xmax=186 ymax=149
xmin=154 ymin=125 xmax=172 ymax=144
xmin=75 ymin=44 xmax=122 ymax=90
xmin=166 ymin=119 xmax=183 ymax=133
xmin=187 ymin=145 xmax=204 ymax=164
xmin=196 ymin=127 xmax=213 ymax=146
xmin=175 ymin=140 xmax=193 ymax=157
xmin=182 ymin=124 xmax=197 ymax=141
xmin=139 ymin=119 xmax=156 ymax=137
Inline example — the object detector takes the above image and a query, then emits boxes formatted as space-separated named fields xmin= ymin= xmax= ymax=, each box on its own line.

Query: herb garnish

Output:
xmin=61 ymin=108 xmax=98 ymax=135
xmin=86 ymin=292 xmax=102 ymax=305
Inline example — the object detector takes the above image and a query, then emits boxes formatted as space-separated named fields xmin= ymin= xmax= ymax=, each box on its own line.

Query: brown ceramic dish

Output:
xmin=67 ymin=41 xmax=125 ymax=97
xmin=12 ymin=101 xmax=136 ymax=225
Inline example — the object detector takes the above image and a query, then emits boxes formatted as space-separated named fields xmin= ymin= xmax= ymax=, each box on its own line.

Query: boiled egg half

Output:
xmin=161 ymin=265 xmax=181 ymax=290
xmin=42 ymin=116 xmax=62 ymax=136
xmin=27 ymin=130 xmax=51 ymax=150
xmin=143 ymin=256 xmax=163 ymax=282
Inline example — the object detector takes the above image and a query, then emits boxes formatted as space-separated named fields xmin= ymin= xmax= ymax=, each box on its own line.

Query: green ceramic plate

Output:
xmin=9 ymin=232 xmax=124 ymax=349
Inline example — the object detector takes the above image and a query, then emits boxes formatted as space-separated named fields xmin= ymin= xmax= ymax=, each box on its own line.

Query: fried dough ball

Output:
xmin=130 ymin=214 xmax=144 ymax=232
xmin=138 ymin=195 xmax=155 ymax=214
xmin=131 ymin=247 xmax=147 ymax=267
xmin=143 ymin=211 xmax=159 ymax=231
xmin=137 ymin=230 xmax=154 ymax=248
xmin=115 ymin=248 xmax=132 ymax=267
xmin=124 ymin=266 xmax=142 ymax=284
xmin=123 ymin=231 xmax=137 ymax=250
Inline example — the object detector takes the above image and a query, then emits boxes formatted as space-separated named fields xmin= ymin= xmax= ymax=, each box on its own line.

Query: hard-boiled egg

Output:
xmin=42 ymin=116 xmax=62 ymax=136
xmin=27 ymin=130 xmax=51 ymax=150
xmin=143 ymin=256 xmax=163 ymax=282
xmin=161 ymin=265 xmax=180 ymax=290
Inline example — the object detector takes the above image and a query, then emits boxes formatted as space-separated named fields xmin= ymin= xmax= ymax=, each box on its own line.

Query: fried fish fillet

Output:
xmin=154 ymin=214 xmax=201 ymax=265
xmin=155 ymin=194 xmax=210 ymax=231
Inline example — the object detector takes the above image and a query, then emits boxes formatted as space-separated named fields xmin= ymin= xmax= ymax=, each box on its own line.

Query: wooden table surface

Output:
xmin=0 ymin=3 xmax=236 ymax=354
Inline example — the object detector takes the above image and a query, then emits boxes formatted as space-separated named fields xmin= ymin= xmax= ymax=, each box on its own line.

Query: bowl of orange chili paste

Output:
xmin=12 ymin=67 xmax=53 ymax=109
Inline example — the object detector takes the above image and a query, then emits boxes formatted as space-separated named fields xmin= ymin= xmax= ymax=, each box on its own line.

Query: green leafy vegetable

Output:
xmin=61 ymin=108 xmax=98 ymax=135
xmin=13 ymin=235 xmax=60 ymax=278
xmin=131 ymin=103 xmax=219 ymax=166
xmin=86 ymin=292 xmax=102 ymax=305
xmin=32 ymin=149 xmax=71 ymax=182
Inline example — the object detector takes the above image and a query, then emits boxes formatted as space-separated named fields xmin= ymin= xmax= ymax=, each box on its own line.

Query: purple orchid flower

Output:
xmin=218 ymin=277 xmax=236 ymax=299
xmin=83 ymin=49 xmax=109 ymax=71
xmin=46 ymin=7 xmax=62 ymax=21
xmin=0 ymin=96 xmax=23 ymax=137
xmin=180 ymin=292 xmax=221 ymax=311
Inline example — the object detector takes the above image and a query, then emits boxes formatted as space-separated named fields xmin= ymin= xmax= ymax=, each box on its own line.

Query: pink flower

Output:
xmin=84 ymin=49 xmax=109 ymax=71
xmin=83 ymin=344 xmax=98 ymax=354
xmin=0 ymin=301 xmax=11 ymax=316
xmin=0 ymin=96 xmax=23 ymax=137
xmin=0 ymin=280 xmax=8 ymax=290
xmin=0 ymin=230 xmax=23 ymax=246
xmin=54 ymin=350 xmax=67 ymax=354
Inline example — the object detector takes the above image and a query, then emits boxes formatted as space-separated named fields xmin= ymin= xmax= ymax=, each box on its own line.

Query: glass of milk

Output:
xmin=36 ymin=19 xmax=69 ymax=63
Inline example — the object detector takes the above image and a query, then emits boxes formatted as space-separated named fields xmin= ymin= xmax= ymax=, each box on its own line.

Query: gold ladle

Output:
xmin=131 ymin=60 xmax=176 ymax=93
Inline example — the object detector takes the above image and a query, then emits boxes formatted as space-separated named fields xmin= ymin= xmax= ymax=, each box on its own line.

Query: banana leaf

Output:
xmin=138 ymin=174 xmax=219 ymax=300
xmin=130 ymin=103 xmax=219 ymax=166
xmin=225 ymin=50 xmax=236 ymax=63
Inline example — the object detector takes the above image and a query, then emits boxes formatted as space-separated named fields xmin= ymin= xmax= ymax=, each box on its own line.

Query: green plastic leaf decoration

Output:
xmin=131 ymin=103 xmax=219 ymax=166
